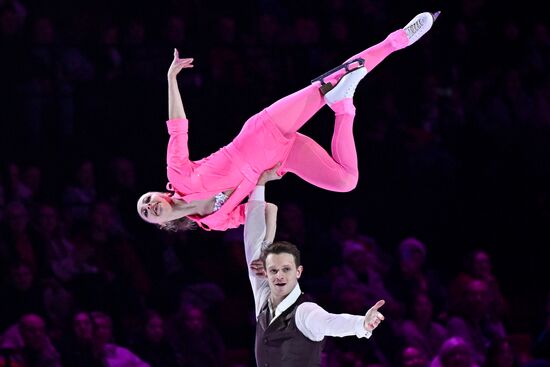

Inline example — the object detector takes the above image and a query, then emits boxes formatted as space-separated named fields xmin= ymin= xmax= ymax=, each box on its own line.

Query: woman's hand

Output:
xmin=167 ymin=48 xmax=194 ymax=79
xmin=250 ymin=259 xmax=267 ymax=278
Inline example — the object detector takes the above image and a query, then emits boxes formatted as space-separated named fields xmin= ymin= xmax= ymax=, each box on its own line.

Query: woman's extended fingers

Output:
xmin=172 ymin=49 xmax=194 ymax=67
xmin=174 ymin=58 xmax=194 ymax=69
xmin=180 ymin=58 xmax=194 ymax=68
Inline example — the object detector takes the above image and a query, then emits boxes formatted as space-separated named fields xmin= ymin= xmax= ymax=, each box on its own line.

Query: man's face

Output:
xmin=265 ymin=253 xmax=302 ymax=300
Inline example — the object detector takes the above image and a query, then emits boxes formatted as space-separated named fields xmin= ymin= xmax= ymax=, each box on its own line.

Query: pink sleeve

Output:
xmin=166 ymin=118 xmax=194 ymax=176
xmin=227 ymin=203 xmax=247 ymax=228
xmin=193 ymin=204 xmax=246 ymax=231
xmin=213 ymin=204 xmax=247 ymax=231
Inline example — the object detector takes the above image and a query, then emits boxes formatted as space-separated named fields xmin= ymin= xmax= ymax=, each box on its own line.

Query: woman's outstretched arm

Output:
xmin=167 ymin=48 xmax=193 ymax=120
xmin=166 ymin=49 xmax=195 ymax=179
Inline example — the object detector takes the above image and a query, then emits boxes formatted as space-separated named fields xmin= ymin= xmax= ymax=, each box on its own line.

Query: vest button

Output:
xmin=264 ymin=363 xmax=269 ymax=367
xmin=263 ymin=338 xmax=268 ymax=343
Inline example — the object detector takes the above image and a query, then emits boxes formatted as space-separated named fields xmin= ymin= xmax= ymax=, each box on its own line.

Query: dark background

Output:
xmin=0 ymin=0 xmax=549 ymax=365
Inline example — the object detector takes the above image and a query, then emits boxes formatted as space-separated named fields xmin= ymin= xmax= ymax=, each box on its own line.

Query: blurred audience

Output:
xmin=0 ymin=313 xmax=61 ymax=367
xmin=130 ymin=310 xmax=179 ymax=367
xmin=0 ymin=2 xmax=548 ymax=366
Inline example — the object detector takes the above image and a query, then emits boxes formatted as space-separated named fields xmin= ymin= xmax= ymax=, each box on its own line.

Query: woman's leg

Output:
xmin=268 ymin=13 xmax=437 ymax=191
xmin=265 ymin=30 xmax=408 ymax=137
xmin=283 ymin=99 xmax=359 ymax=192
xmin=346 ymin=30 xmax=409 ymax=72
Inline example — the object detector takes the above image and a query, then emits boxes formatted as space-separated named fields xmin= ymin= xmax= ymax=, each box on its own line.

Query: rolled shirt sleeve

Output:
xmin=244 ymin=186 xmax=270 ymax=316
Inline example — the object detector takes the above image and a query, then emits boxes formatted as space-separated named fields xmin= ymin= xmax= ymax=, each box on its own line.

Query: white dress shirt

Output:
xmin=244 ymin=186 xmax=372 ymax=342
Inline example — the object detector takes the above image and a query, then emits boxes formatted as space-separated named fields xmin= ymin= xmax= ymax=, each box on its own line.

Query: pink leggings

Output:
xmin=264 ymin=30 xmax=409 ymax=192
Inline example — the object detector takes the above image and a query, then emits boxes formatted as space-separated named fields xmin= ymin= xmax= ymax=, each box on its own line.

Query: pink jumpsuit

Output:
xmin=166 ymin=30 xmax=410 ymax=231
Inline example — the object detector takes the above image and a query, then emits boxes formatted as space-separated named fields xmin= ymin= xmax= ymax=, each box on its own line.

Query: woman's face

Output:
xmin=137 ymin=192 xmax=175 ymax=224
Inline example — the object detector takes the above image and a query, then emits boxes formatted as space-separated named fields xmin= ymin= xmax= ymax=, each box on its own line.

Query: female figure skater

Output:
xmin=137 ymin=11 xmax=440 ymax=231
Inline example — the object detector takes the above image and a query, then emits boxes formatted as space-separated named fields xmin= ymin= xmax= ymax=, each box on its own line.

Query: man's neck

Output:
xmin=268 ymin=283 xmax=301 ymax=313
xmin=270 ymin=294 xmax=285 ymax=310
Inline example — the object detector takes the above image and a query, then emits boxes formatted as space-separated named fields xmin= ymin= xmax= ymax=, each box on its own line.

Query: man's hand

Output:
xmin=258 ymin=163 xmax=282 ymax=186
xmin=250 ymin=259 xmax=267 ymax=278
xmin=364 ymin=299 xmax=385 ymax=331
xmin=168 ymin=48 xmax=194 ymax=79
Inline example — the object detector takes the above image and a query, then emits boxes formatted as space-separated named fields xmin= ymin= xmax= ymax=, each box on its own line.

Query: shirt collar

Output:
xmin=269 ymin=282 xmax=301 ymax=323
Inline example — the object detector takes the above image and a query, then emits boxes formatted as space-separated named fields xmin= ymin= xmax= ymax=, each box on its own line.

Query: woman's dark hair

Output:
xmin=157 ymin=190 xmax=197 ymax=231
xmin=158 ymin=217 xmax=197 ymax=231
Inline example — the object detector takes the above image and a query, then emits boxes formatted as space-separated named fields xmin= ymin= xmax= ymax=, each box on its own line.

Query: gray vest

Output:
xmin=255 ymin=293 xmax=324 ymax=367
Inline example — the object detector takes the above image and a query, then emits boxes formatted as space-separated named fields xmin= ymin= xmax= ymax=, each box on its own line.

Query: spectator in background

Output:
xmin=90 ymin=311 xmax=149 ymax=367
xmin=331 ymin=238 xmax=397 ymax=315
xmin=0 ymin=313 xmax=61 ymax=367
xmin=0 ymin=262 xmax=46 ymax=331
xmin=32 ymin=204 xmax=79 ymax=283
xmin=56 ymin=311 xmax=99 ymax=367
xmin=107 ymin=157 xmax=140 ymax=227
xmin=430 ymin=337 xmax=478 ymax=367
xmin=449 ymin=249 xmax=508 ymax=321
xmin=8 ymin=164 xmax=44 ymax=207
xmin=386 ymin=237 xmax=447 ymax=320
xmin=399 ymin=345 xmax=430 ymax=367
xmin=62 ymin=160 xmax=97 ymax=226
xmin=0 ymin=201 xmax=41 ymax=276
xmin=530 ymin=289 xmax=550 ymax=363
xmin=165 ymin=302 xmax=225 ymax=367
xmin=397 ymin=291 xmax=448 ymax=359
xmin=446 ymin=278 xmax=507 ymax=366
xmin=130 ymin=310 xmax=179 ymax=367
xmin=20 ymin=15 xmax=75 ymax=143
xmin=68 ymin=201 xmax=149 ymax=327
xmin=485 ymin=337 xmax=521 ymax=367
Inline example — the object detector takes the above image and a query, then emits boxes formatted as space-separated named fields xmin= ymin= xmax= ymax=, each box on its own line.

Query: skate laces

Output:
xmin=405 ymin=17 xmax=424 ymax=38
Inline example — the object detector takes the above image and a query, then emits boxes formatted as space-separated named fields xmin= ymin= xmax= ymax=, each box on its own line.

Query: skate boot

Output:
xmin=311 ymin=58 xmax=365 ymax=95
xmin=403 ymin=11 xmax=441 ymax=46
xmin=324 ymin=66 xmax=367 ymax=106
